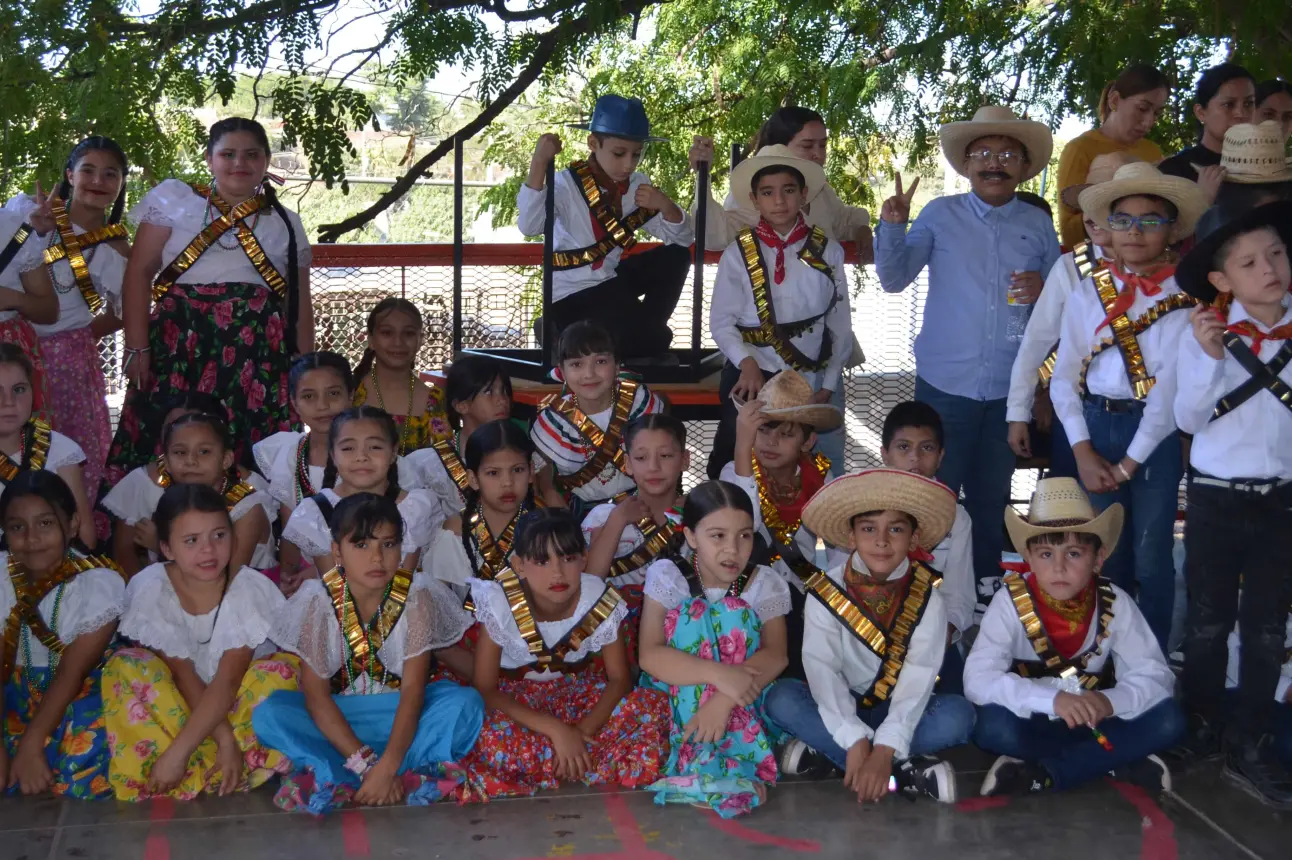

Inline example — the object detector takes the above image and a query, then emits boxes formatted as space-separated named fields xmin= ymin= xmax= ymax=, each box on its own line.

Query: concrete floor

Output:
xmin=2 ymin=751 xmax=1288 ymax=860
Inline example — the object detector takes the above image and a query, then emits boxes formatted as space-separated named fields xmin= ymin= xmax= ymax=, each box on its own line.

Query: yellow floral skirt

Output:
xmin=101 ymin=647 xmax=300 ymax=801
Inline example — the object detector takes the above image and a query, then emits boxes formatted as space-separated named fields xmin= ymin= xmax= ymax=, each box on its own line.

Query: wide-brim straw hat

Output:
xmin=1060 ymin=151 xmax=1145 ymax=211
xmin=1077 ymin=162 xmax=1210 ymax=243
xmin=939 ymin=105 xmax=1054 ymax=182
xmin=729 ymin=145 xmax=828 ymax=211
xmin=1176 ymin=200 xmax=1292 ymax=304
xmin=1004 ymin=477 xmax=1123 ymax=558
xmin=1198 ymin=121 xmax=1292 ymax=184
xmin=802 ymin=468 xmax=957 ymax=552
xmin=756 ymin=370 xmax=842 ymax=432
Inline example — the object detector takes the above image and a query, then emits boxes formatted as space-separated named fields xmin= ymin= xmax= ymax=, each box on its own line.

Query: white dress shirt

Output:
xmin=1175 ymin=300 xmax=1292 ymax=480
xmin=1224 ymin=615 xmax=1292 ymax=703
xmin=1050 ymin=270 xmax=1190 ymax=464
xmin=933 ymin=504 xmax=974 ymax=639
xmin=803 ymin=557 xmax=947 ymax=758
xmin=693 ymin=184 xmax=870 ymax=252
xmin=964 ymin=579 xmax=1176 ymax=720
xmin=709 ymin=229 xmax=853 ymax=391
xmin=516 ymin=168 xmax=693 ymax=302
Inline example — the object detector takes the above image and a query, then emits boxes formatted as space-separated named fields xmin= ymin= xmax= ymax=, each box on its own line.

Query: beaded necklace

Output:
xmin=20 ymin=584 xmax=64 ymax=693
xmin=368 ymin=365 xmax=418 ymax=454
xmin=340 ymin=577 xmax=393 ymax=693
xmin=203 ymin=183 xmax=260 ymax=250
xmin=294 ymin=434 xmax=321 ymax=503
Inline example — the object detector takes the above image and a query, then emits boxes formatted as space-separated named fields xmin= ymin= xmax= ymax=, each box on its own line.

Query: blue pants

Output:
xmin=1080 ymin=400 xmax=1182 ymax=651
xmin=913 ymin=378 xmax=1014 ymax=590
xmin=763 ymin=678 xmax=975 ymax=770
xmin=935 ymin=642 xmax=966 ymax=696
xmin=1277 ymin=702 xmax=1292 ymax=766
xmin=972 ymin=699 xmax=1186 ymax=790
xmin=814 ymin=384 xmax=847 ymax=472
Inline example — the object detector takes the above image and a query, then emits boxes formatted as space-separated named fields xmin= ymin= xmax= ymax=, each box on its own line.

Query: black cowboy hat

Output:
xmin=1176 ymin=200 xmax=1292 ymax=304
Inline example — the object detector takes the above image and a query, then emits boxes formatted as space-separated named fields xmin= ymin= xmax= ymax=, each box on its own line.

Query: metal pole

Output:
xmin=542 ymin=158 xmax=556 ymax=368
xmin=691 ymin=161 xmax=709 ymax=373
xmin=731 ymin=142 xmax=745 ymax=169
xmin=452 ymin=136 xmax=464 ymax=356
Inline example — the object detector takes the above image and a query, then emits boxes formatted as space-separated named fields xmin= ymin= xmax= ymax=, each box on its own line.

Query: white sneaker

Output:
xmin=777 ymin=739 xmax=839 ymax=778
xmin=894 ymin=755 xmax=958 ymax=803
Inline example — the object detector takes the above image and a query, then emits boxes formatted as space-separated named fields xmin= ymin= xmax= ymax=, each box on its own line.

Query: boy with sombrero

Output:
xmin=965 ymin=478 xmax=1182 ymax=796
xmin=706 ymin=145 xmax=853 ymax=479
xmin=763 ymin=468 xmax=975 ymax=803
xmin=1206 ymin=121 xmax=1292 ymax=212
xmin=1172 ymin=199 xmax=1292 ymax=807
xmin=518 ymin=94 xmax=693 ymax=360
xmin=1049 ymin=162 xmax=1207 ymax=650
xmin=720 ymin=371 xmax=846 ymax=682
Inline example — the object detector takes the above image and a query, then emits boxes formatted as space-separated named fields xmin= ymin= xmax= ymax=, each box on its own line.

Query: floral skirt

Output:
xmin=104 ymin=281 xmax=292 ymax=487
xmin=647 ymin=596 xmax=779 ymax=818
xmin=3 ymin=661 xmax=113 ymax=799
xmin=252 ymin=681 xmax=484 ymax=814
xmin=40 ymin=326 xmax=111 ymax=538
xmin=0 ymin=317 xmax=52 ymax=425
xmin=458 ymin=670 xmax=668 ymax=800
xmin=101 ymin=648 xmax=300 ymax=801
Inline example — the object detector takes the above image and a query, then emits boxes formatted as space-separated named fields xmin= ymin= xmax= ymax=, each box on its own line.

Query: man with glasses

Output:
xmin=875 ymin=105 xmax=1060 ymax=620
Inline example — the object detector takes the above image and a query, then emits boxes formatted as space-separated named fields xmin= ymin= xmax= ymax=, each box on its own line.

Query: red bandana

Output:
xmin=1025 ymin=572 xmax=1096 ymax=660
xmin=770 ymin=454 xmax=826 ymax=529
xmin=586 ymin=156 xmax=632 ymax=272
xmin=1225 ymin=318 xmax=1292 ymax=355
xmin=1095 ymin=263 xmax=1176 ymax=335
xmin=755 ymin=216 xmax=810 ymax=285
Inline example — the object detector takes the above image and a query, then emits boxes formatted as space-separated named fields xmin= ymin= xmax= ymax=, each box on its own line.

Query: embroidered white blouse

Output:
xmin=0 ymin=212 xmax=51 ymax=323
xmin=581 ymin=500 xmax=684 ymax=588
xmin=642 ymin=557 xmax=791 ymax=622
xmin=0 ymin=554 xmax=125 ymax=668
xmin=253 ymin=431 xmax=431 ymax=512
xmin=281 ymin=487 xmax=443 ymax=563
xmin=0 ymin=431 xmax=86 ymax=541
xmin=402 ymin=446 xmax=469 ymax=516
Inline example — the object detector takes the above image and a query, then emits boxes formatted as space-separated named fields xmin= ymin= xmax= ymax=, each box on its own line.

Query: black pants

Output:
xmin=548 ymin=244 xmax=689 ymax=360
xmin=1181 ymin=479 xmax=1292 ymax=744
xmin=706 ymin=360 xmax=777 ymax=479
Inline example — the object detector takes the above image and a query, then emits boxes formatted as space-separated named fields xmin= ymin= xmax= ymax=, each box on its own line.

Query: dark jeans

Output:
xmin=549 ymin=244 xmax=689 ymax=359
xmin=913 ymin=378 xmax=1013 ymax=591
xmin=1181 ymin=481 xmax=1292 ymax=744
xmin=972 ymin=699 xmax=1186 ymax=790
xmin=1081 ymin=400 xmax=1182 ymax=651
xmin=1047 ymin=417 xmax=1078 ymax=481
xmin=707 ymin=360 xmax=776 ymax=480
xmin=784 ymin=585 xmax=807 ymax=681
xmin=935 ymin=642 xmax=966 ymax=696
xmin=1277 ymin=703 xmax=1292 ymax=766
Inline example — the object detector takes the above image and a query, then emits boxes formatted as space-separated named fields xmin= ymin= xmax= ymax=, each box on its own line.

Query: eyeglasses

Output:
xmin=1106 ymin=214 xmax=1175 ymax=233
xmin=967 ymin=149 xmax=1024 ymax=166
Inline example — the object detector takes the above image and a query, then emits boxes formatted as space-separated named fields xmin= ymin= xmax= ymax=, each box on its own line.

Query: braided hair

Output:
xmin=59 ymin=136 xmax=129 ymax=225
xmin=324 ymin=406 xmax=401 ymax=500
xmin=460 ymin=419 xmax=535 ymax=563
xmin=354 ymin=297 xmax=423 ymax=384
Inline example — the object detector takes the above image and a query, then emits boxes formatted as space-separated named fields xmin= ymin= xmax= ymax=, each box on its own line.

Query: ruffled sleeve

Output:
xmin=400 ymin=449 xmax=463 ymax=515
xmin=119 ymin=563 xmax=195 ymax=662
xmin=3 ymin=193 xmax=36 ymax=217
xmin=57 ymin=567 xmax=126 ymax=641
xmin=381 ymin=577 xmax=472 ymax=672
xmin=469 ymin=578 xmax=534 ymax=667
xmin=0 ymin=212 xmax=44 ymax=276
xmin=254 ymin=431 xmax=308 ymax=509
xmin=0 ymin=559 xmax=16 ymax=623
xmin=230 ymin=484 xmax=279 ymax=528
xmin=399 ymin=489 xmax=444 ymax=556
xmin=46 ymin=431 xmax=87 ymax=470
xmin=101 ymin=466 xmax=164 ymax=525
xmin=424 ymin=527 xmax=474 ymax=587
xmin=282 ymin=494 xmax=333 ymax=558
xmin=127 ymin=179 xmax=204 ymax=230
xmin=746 ymin=565 xmax=793 ymax=622
xmin=269 ymin=579 xmax=343 ymax=680
xmin=643 ymin=558 xmax=689 ymax=611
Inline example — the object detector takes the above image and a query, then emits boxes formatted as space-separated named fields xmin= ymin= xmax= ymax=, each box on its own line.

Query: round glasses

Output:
xmin=967 ymin=149 xmax=1024 ymax=167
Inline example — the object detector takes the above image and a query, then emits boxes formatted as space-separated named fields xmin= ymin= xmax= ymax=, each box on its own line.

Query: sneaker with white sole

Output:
xmin=1109 ymin=754 xmax=1173 ymax=792
xmin=777 ymin=739 xmax=840 ymax=778
xmin=979 ymin=755 xmax=1054 ymax=796
xmin=892 ymin=755 xmax=957 ymax=803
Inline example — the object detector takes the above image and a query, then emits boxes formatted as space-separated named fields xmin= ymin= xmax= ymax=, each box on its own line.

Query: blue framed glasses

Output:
xmin=1107 ymin=213 xmax=1175 ymax=233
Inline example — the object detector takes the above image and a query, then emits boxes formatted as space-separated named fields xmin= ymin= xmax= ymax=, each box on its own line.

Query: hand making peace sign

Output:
xmin=880 ymin=173 xmax=920 ymax=224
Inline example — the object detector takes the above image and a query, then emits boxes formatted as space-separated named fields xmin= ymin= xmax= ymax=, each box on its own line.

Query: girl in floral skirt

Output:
xmin=460 ymin=508 xmax=669 ymax=799
xmin=253 ymin=493 xmax=484 ymax=813
xmin=102 ymin=483 xmax=298 ymax=801
xmin=104 ymin=412 xmax=276 ymax=577
xmin=0 ymin=470 xmax=125 ymax=798
xmin=639 ymin=480 xmax=790 ymax=817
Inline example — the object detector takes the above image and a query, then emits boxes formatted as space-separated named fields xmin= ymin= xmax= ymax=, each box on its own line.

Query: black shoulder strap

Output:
xmin=0 ymin=223 xmax=34 ymax=273
xmin=311 ymin=492 xmax=336 ymax=525
xmin=1211 ymin=334 xmax=1292 ymax=421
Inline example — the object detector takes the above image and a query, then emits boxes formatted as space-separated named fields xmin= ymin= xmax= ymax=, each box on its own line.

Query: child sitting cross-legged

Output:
xmin=764 ymin=469 xmax=975 ymax=804
xmin=966 ymin=478 xmax=1184 ymax=796
xmin=638 ymin=480 xmax=790 ymax=817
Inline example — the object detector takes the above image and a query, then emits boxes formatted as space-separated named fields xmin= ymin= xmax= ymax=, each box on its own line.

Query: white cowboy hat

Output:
xmin=802 ymin=468 xmax=957 ymax=552
xmin=730 ymin=145 xmax=828 ymax=211
xmin=1077 ymin=162 xmax=1210 ymax=243
xmin=1060 ymin=151 xmax=1145 ymax=211
xmin=755 ymin=370 xmax=842 ymax=432
xmin=1004 ymin=477 xmax=1124 ymax=557
xmin=1202 ymin=121 xmax=1292 ymax=184
xmin=939 ymin=105 xmax=1054 ymax=182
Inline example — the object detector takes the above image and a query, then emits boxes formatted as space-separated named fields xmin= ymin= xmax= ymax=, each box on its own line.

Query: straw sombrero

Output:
xmin=1077 ymin=162 xmax=1209 ymax=243
xmin=802 ymin=468 xmax=957 ymax=552
xmin=1195 ymin=121 xmax=1292 ymax=185
xmin=1176 ymin=200 xmax=1292 ymax=303
xmin=1004 ymin=477 xmax=1123 ymax=557
xmin=756 ymin=371 xmax=842 ymax=432
xmin=938 ymin=105 xmax=1053 ymax=182
xmin=730 ymin=145 xmax=827 ymax=211
xmin=1060 ymin=151 xmax=1145 ymax=211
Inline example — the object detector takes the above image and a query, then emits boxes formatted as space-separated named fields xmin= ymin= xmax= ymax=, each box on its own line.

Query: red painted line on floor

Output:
xmin=955 ymin=795 xmax=1012 ymax=812
xmin=341 ymin=809 xmax=371 ymax=857
xmin=1109 ymin=781 xmax=1177 ymax=860
xmin=149 ymin=798 xmax=175 ymax=821
xmin=704 ymin=810 xmax=821 ymax=852
xmin=142 ymin=797 xmax=175 ymax=860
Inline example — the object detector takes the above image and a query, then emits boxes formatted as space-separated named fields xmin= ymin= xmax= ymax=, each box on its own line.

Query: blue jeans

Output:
xmin=1081 ymin=400 xmax=1182 ymax=651
xmin=972 ymin=699 xmax=1186 ymax=791
xmin=1047 ymin=417 xmax=1077 ymax=480
xmin=763 ymin=678 xmax=976 ymax=770
xmin=913 ymin=378 xmax=1014 ymax=590
xmin=935 ymin=641 xmax=966 ymax=696
xmin=814 ymin=384 xmax=847 ymax=471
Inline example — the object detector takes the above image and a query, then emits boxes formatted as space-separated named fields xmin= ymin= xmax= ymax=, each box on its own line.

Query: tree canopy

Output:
xmin=1 ymin=0 xmax=1285 ymax=240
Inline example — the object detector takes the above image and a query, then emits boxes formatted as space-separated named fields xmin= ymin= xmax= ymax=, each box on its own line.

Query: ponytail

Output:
xmin=353 ymin=348 xmax=377 ymax=386
xmin=1096 ymin=82 xmax=1116 ymax=123
xmin=264 ymin=185 xmax=301 ymax=357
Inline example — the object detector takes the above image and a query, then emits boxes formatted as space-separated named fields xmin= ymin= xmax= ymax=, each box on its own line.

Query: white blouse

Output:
xmin=642 ymin=557 xmax=791 ymax=622
xmin=402 ymin=446 xmax=469 ymax=516
xmin=119 ymin=562 xmax=285 ymax=683
xmin=282 ymin=487 xmax=443 ymax=562
xmin=0 ymin=431 xmax=86 ymax=541
xmin=0 ymin=554 xmax=125 ymax=667
xmin=271 ymin=575 xmax=471 ymax=695
xmin=471 ymin=573 xmax=627 ymax=673
xmin=129 ymin=179 xmax=312 ymax=286
xmin=0 ymin=212 xmax=50 ymax=323
xmin=424 ymin=526 xmax=474 ymax=601
xmin=253 ymin=432 xmax=430 ymax=512
xmin=580 ymin=501 xmax=685 ymax=588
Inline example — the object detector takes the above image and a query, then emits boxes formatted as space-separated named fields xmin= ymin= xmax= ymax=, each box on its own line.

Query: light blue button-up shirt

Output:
xmin=875 ymin=192 xmax=1061 ymax=402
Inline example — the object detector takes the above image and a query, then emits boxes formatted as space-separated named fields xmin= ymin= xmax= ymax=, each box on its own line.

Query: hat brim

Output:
xmin=1191 ymin=161 xmax=1292 ymax=185
xmin=1004 ymin=503 xmax=1124 ymax=560
xmin=1060 ymin=183 xmax=1091 ymax=212
xmin=759 ymin=403 xmax=843 ymax=433
xmin=729 ymin=153 xmax=828 ymax=211
xmin=568 ymin=123 xmax=668 ymax=143
xmin=1077 ymin=173 xmax=1210 ymax=244
xmin=938 ymin=120 xmax=1054 ymax=182
xmin=801 ymin=469 xmax=958 ymax=552
xmin=1176 ymin=201 xmax=1292 ymax=303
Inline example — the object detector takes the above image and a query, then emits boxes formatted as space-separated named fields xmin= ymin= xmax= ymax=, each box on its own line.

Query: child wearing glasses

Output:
xmin=1048 ymin=163 xmax=1208 ymax=650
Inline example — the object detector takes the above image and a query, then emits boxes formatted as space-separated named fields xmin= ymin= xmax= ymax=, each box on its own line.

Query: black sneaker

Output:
xmin=893 ymin=755 xmax=957 ymax=803
xmin=1161 ymin=714 xmax=1224 ymax=768
xmin=1109 ymin=754 xmax=1173 ymax=792
xmin=979 ymin=756 xmax=1053 ymax=797
xmin=1222 ymin=736 xmax=1292 ymax=810
xmin=777 ymin=739 xmax=840 ymax=778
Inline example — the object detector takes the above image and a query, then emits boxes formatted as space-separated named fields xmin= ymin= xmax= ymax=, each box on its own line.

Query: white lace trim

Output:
xmin=402 ymin=448 xmax=465 ymax=516
xmin=61 ymin=605 xmax=124 ymax=641
xmin=471 ymin=574 xmax=627 ymax=669
xmin=230 ymin=486 xmax=278 ymax=526
xmin=402 ymin=577 xmax=473 ymax=658
xmin=282 ymin=493 xmax=333 ymax=558
xmin=101 ymin=466 xmax=159 ymax=525
xmin=270 ymin=579 xmax=344 ymax=679
xmin=643 ymin=558 xmax=690 ymax=610
xmin=46 ymin=432 xmax=87 ymax=471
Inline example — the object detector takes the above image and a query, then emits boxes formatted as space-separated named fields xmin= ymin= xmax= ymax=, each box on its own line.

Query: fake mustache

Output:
xmin=978 ymin=171 xmax=1010 ymax=181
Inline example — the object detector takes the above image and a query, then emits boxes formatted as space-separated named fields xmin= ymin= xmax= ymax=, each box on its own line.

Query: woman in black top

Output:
xmin=1158 ymin=63 xmax=1256 ymax=197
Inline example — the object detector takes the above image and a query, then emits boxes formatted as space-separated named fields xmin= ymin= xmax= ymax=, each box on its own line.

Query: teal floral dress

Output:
xmin=641 ymin=558 xmax=791 ymax=817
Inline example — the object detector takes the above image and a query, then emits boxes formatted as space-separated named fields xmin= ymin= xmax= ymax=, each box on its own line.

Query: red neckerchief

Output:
xmin=1095 ymin=262 xmax=1176 ymax=335
xmin=908 ymin=547 xmax=935 ymax=563
xmin=754 ymin=216 xmax=810 ymax=285
xmin=1225 ymin=317 xmax=1292 ymax=355
xmin=770 ymin=454 xmax=825 ymax=529
xmin=844 ymin=562 xmax=910 ymax=630
xmin=1025 ymin=572 xmax=1096 ymax=660
xmin=585 ymin=155 xmax=631 ymax=271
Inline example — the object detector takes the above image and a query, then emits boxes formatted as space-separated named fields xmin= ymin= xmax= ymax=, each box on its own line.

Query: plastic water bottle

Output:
xmin=1005 ymin=269 xmax=1032 ymax=345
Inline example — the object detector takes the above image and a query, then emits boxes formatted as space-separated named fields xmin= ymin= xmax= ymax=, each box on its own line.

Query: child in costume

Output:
xmin=0 ymin=201 xmax=58 ymax=420
xmin=967 ymin=478 xmax=1183 ymax=796
xmin=459 ymin=508 xmax=668 ymax=798
xmin=707 ymin=146 xmax=852 ymax=478
xmin=253 ymin=493 xmax=483 ymax=812
xmin=764 ymin=469 xmax=974 ymax=803
xmin=638 ymin=480 xmax=790 ymax=817
xmin=518 ymin=94 xmax=693 ymax=360
xmin=530 ymin=320 xmax=664 ymax=517
xmin=0 ymin=470 xmax=124 ymax=798
xmin=105 ymin=412 xmax=276 ymax=576
xmin=103 ymin=483 xmax=298 ymax=800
